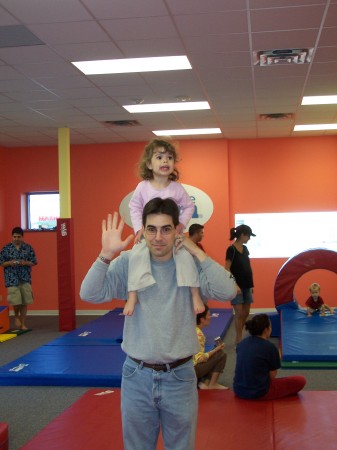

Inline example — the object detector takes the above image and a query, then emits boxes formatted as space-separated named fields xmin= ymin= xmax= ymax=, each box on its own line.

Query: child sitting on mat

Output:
xmin=305 ymin=282 xmax=334 ymax=317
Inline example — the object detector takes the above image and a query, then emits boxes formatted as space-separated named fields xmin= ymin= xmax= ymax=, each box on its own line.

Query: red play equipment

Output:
xmin=274 ymin=248 xmax=337 ymax=308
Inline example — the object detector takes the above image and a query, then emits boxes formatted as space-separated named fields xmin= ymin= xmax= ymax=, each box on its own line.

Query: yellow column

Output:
xmin=58 ymin=128 xmax=71 ymax=218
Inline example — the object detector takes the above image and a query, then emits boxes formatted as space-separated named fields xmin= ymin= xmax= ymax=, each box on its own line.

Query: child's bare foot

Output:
xmin=194 ymin=302 xmax=205 ymax=314
xmin=198 ymin=382 xmax=209 ymax=390
xmin=123 ymin=306 xmax=134 ymax=316
xmin=14 ymin=317 xmax=21 ymax=328
xmin=208 ymin=384 xmax=229 ymax=390
xmin=193 ymin=296 xmax=205 ymax=314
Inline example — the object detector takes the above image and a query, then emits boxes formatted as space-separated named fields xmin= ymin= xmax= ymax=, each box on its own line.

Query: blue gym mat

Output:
xmin=203 ymin=308 xmax=233 ymax=351
xmin=281 ymin=308 xmax=337 ymax=363
xmin=0 ymin=345 xmax=125 ymax=386
xmin=46 ymin=309 xmax=124 ymax=346
xmin=0 ymin=308 xmax=233 ymax=386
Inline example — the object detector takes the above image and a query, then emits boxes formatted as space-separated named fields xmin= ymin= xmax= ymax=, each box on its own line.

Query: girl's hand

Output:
xmin=175 ymin=234 xmax=207 ymax=262
xmin=176 ymin=223 xmax=184 ymax=234
xmin=134 ymin=229 xmax=143 ymax=244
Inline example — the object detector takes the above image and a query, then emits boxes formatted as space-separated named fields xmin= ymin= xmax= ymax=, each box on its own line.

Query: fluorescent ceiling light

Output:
xmin=302 ymin=95 xmax=337 ymax=105
xmin=294 ymin=124 xmax=337 ymax=131
xmin=123 ymin=101 xmax=210 ymax=113
xmin=153 ymin=128 xmax=221 ymax=136
xmin=72 ymin=56 xmax=191 ymax=75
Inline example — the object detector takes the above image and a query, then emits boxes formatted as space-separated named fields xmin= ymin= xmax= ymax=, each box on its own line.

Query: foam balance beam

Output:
xmin=0 ymin=306 xmax=9 ymax=335
xmin=21 ymin=389 xmax=337 ymax=450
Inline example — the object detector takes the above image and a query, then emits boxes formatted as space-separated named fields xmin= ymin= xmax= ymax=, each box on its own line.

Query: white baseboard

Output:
xmin=6 ymin=307 xmax=278 ymax=316
xmin=8 ymin=310 xmax=111 ymax=316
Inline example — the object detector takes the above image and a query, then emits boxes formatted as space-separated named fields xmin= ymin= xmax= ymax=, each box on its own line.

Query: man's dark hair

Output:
xmin=196 ymin=304 xmax=209 ymax=325
xmin=189 ymin=223 xmax=204 ymax=237
xmin=12 ymin=227 xmax=24 ymax=236
xmin=142 ymin=197 xmax=179 ymax=227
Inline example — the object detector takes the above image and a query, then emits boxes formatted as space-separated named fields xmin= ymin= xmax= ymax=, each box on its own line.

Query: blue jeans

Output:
xmin=231 ymin=288 xmax=253 ymax=305
xmin=121 ymin=356 xmax=198 ymax=450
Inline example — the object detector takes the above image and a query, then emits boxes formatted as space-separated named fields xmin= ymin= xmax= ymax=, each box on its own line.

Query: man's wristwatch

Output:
xmin=98 ymin=255 xmax=112 ymax=264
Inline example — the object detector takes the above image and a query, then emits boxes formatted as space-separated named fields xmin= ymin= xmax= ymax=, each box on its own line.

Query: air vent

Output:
xmin=104 ymin=120 xmax=141 ymax=127
xmin=253 ymin=48 xmax=313 ymax=66
xmin=259 ymin=113 xmax=295 ymax=120
xmin=0 ymin=25 xmax=44 ymax=48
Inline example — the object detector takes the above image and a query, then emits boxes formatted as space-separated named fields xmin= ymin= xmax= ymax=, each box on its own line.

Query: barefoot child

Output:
xmin=124 ymin=138 xmax=205 ymax=316
xmin=194 ymin=305 xmax=228 ymax=390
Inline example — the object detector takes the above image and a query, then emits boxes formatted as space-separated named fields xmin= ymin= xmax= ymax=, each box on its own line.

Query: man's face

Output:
xmin=12 ymin=233 xmax=23 ymax=246
xmin=196 ymin=229 xmax=204 ymax=243
xmin=143 ymin=213 xmax=177 ymax=262
xmin=201 ymin=310 xmax=211 ymax=326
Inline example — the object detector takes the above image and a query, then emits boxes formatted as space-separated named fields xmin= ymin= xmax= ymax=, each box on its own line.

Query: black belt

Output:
xmin=130 ymin=355 xmax=192 ymax=372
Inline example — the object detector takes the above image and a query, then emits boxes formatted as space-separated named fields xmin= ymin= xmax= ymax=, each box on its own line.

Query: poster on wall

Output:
xmin=119 ymin=184 xmax=214 ymax=230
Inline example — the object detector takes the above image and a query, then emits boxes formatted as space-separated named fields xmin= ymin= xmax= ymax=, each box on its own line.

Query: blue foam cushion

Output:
xmin=47 ymin=309 xmax=124 ymax=346
xmin=203 ymin=308 xmax=233 ymax=351
xmin=281 ymin=308 xmax=337 ymax=362
xmin=0 ymin=345 xmax=125 ymax=386
xmin=0 ymin=307 xmax=233 ymax=386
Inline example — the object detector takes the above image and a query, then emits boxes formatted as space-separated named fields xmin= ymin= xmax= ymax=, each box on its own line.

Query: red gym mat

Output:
xmin=20 ymin=389 xmax=337 ymax=450
xmin=0 ymin=422 xmax=8 ymax=450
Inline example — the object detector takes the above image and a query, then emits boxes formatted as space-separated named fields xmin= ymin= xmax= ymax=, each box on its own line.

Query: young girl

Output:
xmin=233 ymin=314 xmax=306 ymax=400
xmin=225 ymin=224 xmax=255 ymax=344
xmin=124 ymin=138 xmax=205 ymax=316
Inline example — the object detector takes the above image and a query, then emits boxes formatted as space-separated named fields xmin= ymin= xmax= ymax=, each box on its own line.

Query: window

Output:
xmin=26 ymin=192 xmax=60 ymax=230
xmin=235 ymin=212 xmax=337 ymax=258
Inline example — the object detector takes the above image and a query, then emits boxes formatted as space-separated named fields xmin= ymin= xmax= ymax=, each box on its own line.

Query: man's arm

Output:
xmin=178 ymin=236 xmax=236 ymax=301
xmin=80 ymin=213 xmax=133 ymax=303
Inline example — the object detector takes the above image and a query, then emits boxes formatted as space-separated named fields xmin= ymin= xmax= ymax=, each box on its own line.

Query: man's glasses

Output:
xmin=145 ymin=225 xmax=174 ymax=236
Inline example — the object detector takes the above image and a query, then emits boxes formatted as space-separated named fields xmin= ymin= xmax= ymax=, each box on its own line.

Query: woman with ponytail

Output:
xmin=233 ymin=314 xmax=306 ymax=400
xmin=225 ymin=224 xmax=255 ymax=344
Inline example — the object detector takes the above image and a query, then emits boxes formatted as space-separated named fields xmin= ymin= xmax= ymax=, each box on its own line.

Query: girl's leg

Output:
xmin=195 ymin=351 xmax=227 ymax=389
xmin=123 ymin=291 xmax=138 ymax=316
xmin=241 ymin=302 xmax=251 ymax=325
xmin=190 ymin=287 xmax=205 ymax=314
xmin=232 ymin=304 xmax=244 ymax=344
xmin=261 ymin=376 xmax=306 ymax=400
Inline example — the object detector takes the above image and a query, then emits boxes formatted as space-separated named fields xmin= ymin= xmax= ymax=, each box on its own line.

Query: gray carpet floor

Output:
xmin=1 ymin=313 xmax=337 ymax=450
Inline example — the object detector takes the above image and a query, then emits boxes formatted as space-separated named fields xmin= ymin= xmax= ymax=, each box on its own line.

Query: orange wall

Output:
xmin=70 ymin=139 xmax=230 ymax=310
xmin=228 ymin=136 xmax=337 ymax=308
xmin=0 ymin=136 xmax=336 ymax=312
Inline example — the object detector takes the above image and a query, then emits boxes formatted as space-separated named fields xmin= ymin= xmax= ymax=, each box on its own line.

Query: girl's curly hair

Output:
xmin=138 ymin=139 xmax=180 ymax=181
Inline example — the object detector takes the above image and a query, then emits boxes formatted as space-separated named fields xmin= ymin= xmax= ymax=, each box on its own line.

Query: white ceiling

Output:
xmin=0 ymin=0 xmax=337 ymax=147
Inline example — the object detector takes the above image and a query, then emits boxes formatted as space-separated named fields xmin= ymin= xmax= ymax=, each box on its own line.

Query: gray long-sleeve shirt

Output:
xmin=80 ymin=251 xmax=236 ymax=363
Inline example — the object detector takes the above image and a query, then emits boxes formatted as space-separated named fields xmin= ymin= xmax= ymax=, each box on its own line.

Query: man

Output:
xmin=0 ymin=227 xmax=37 ymax=330
xmin=189 ymin=223 xmax=205 ymax=251
xmin=80 ymin=198 xmax=236 ymax=450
